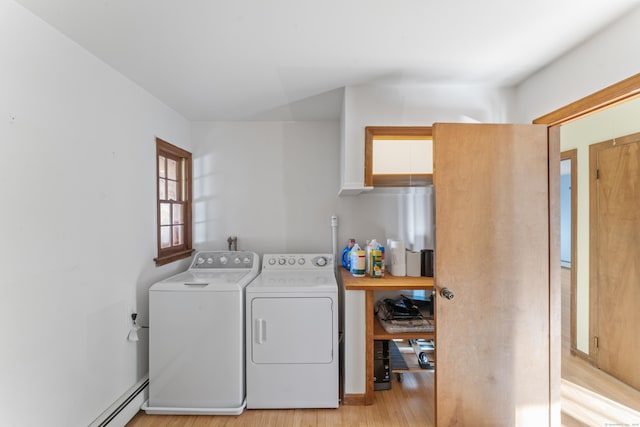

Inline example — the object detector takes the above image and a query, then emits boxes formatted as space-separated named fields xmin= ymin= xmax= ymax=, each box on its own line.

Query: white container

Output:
xmin=389 ymin=240 xmax=406 ymax=276
xmin=406 ymin=250 xmax=421 ymax=277
xmin=350 ymin=248 xmax=366 ymax=277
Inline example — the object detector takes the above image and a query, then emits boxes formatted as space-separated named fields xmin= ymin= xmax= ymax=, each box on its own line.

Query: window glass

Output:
xmin=172 ymin=204 xmax=183 ymax=224
xmin=173 ymin=225 xmax=183 ymax=246
xmin=159 ymin=156 xmax=166 ymax=178
xmin=160 ymin=226 xmax=171 ymax=248
xmin=167 ymin=159 xmax=177 ymax=180
xmin=160 ymin=203 xmax=171 ymax=225
xmin=167 ymin=180 xmax=177 ymax=201
xmin=159 ymin=178 xmax=166 ymax=199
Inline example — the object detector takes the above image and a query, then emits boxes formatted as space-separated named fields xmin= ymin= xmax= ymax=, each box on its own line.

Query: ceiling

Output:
xmin=14 ymin=0 xmax=640 ymax=121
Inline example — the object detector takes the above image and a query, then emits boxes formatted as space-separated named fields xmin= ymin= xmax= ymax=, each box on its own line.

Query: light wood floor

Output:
xmin=127 ymin=268 xmax=640 ymax=426
xmin=559 ymin=268 xmax=640 ymax=427
xmin=127 ymin=370 xmax=434 ymax=427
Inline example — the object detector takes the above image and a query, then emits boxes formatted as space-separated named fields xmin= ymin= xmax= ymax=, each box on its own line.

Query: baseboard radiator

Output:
xmin=89 ymin=375 xmax=149 ymax=427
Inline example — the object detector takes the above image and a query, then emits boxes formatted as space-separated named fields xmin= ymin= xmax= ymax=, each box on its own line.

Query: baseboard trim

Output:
xmin=570 ymin=346 xmax=594 ymax=365
xmin=89 ymin=375 xmax=149 ymax=427
xmin=342 ymin=393 xmax=366 ymax=405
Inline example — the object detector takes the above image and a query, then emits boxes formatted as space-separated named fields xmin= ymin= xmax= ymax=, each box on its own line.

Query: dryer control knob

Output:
xmin=298 ymin=258 xmax=306 ymax=265
xmin=219 ymin=256 xmax=228 ymax=265
xmin=243 ymin=257 xmax=251 ymax=264
xmin=268 ymin=258 xmax=276 ymax=265
xmin=196 ymin=257 xmax=205 ymax=265
xmin=278 ymin=258 xmax=286 ymax=265
xmin=207 ymin=257 xmax=214 ymax=264
xmin=316 ymin=256 xmax=328 ymax=267
xmin=288 ymin=258 xmax=295 ymax=265
xmin=234 ymin=257 xmax=241 ymax=264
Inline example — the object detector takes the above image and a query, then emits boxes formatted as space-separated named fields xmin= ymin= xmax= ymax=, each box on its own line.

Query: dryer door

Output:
xmin=251 ymin=297 xmax=334 ymax=364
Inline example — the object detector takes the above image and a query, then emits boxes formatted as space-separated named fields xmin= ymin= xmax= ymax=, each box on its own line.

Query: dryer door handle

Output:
xmin=255 ymin=318 xmax=267 ymax=344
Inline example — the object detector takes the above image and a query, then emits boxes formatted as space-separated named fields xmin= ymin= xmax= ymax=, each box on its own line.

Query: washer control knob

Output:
xmin=206 ymin=257 xmax=214 ymax=264
xmin=315 ymin=256 xmax=328 ymax=267
xmin=298 ymin=258 xmax=306 ymax=265
xmin=234 ymin=257 xmax=241 ymax=264
xmin=219 ymin=256 xmax=228 ymax=265
xmin=278 ymin=257 xmax=286 ymax=265
xmin=288 ymin=258 xmax=295 ymax=265
xmin=243 ymin=257 xmax=251 ymax=264
xmin=268 ymin=258 xmax=276 ymax=265
xmin=196 ymin=257 xmax=205 ymax=265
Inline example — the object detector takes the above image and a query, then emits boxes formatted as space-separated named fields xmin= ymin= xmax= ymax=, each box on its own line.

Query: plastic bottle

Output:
xmin=341 ymin=238 xmax=356 ymax=270
xmin=367 ymin=239 xmax=381 ymax=278
xmin=350 ymin=244 xmax=366 ymax=277
xmin=365 ymin=239 xmax=385 ymax=278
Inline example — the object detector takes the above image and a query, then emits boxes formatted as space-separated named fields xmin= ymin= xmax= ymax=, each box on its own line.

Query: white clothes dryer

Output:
xmin=143 ymin=251 xmax=259 ymax=415
xmin=246 ymin=254 xmax=339 ymax=409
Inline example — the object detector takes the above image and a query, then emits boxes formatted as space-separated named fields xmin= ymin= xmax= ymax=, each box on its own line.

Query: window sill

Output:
xmin=154 ymin=249 xmax=195 ymax=266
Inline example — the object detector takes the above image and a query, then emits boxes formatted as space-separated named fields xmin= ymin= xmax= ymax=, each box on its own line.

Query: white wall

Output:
xmin=515 ymin=4 xmax=640 ymax=123
xmin=0 ymin=1 xmax=191 ymax=426
xmin=560 ymin=97 xmax=640 ymax=353
xmin=190 ymin=121 xmax=341 ymax=253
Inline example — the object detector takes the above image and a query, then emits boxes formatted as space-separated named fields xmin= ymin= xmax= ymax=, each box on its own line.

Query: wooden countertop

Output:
xmin=340 ymin=268 xmax=434 ymax=290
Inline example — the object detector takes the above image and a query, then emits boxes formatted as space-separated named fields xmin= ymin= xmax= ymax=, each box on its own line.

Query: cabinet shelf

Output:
xmin=373 ymin=317 xmax=434 ymax=340
xmin=341 ymin=269 xmax=434 ymax=291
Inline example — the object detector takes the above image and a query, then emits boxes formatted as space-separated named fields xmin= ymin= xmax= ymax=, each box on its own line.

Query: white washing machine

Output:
xmin=246 ymin=253 xmax=338 ymax=409
xmin=142 ymin=251 xmax=259 ymax=415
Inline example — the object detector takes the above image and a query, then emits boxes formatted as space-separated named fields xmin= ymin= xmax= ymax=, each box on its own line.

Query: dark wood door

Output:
xmin=591 ymin=136 xmax=640 ymax=390
xmin=433 ymin=123 xmax=552 ymax=426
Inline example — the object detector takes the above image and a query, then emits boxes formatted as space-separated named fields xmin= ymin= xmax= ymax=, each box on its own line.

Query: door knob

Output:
xmin=440 ymin=288 xmax=455 ymax=300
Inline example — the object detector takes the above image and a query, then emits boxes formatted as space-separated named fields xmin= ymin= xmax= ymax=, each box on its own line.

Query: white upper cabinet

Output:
xmin=372 ymin=138 xmax=432 ymax=175
xmin=365 ymin=126 xmax=433 ymax=188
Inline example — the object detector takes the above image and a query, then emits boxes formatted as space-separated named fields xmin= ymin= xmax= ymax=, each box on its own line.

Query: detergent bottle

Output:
xmin=341 ymin=238 xmax=356 ymax=270
xmin=367 ymin=239 xmax=385 ymax=278
xmin=349 ymin=244 xmax=366 ymax=277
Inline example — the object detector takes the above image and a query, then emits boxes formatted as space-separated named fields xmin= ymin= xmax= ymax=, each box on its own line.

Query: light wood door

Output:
xmin=433 ymin=123 xmax=551 ymax=426
xmin=591 ymin=136 xmax=640 ymax=390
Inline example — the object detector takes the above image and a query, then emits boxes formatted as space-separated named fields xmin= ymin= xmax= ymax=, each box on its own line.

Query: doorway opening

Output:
xmin=535 ymin=74 xmax=640 ymax=426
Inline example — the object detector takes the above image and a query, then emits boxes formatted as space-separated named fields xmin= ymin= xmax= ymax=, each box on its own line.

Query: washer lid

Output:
xmin=150 ymin=270 xmax=256 ymax=291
